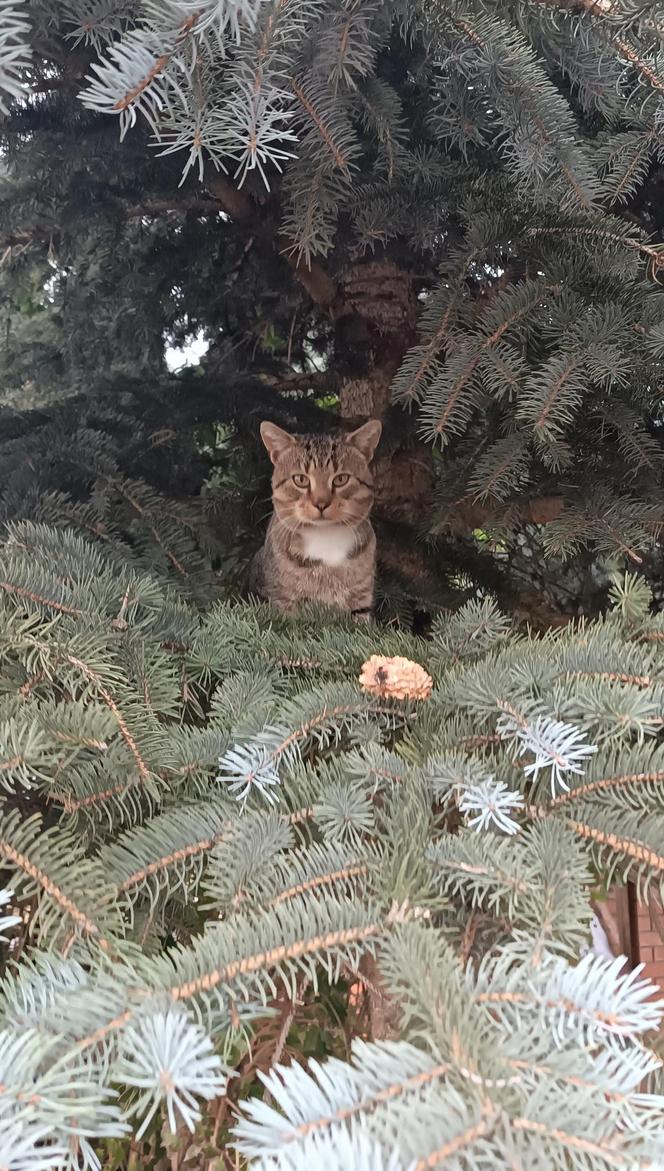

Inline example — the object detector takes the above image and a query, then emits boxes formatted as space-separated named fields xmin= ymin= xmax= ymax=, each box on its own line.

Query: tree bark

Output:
xmin=332 ymin=258 xmax=436 ymax=525
xmin=359 ymin=953 xmax=402 ymax=1041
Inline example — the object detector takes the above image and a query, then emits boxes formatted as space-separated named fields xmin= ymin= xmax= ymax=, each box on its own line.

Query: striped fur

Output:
xmin=249 ymin=420 xmax=382 ymax=618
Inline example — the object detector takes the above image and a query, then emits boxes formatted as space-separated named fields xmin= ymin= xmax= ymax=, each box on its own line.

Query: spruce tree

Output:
xmin=1 ymin=529 xmax=664 ymax=1168
xmin=3 ymin=0 xmax=664 ymax=617
xmin=3 ymin=3 xmax=664 ymax=1168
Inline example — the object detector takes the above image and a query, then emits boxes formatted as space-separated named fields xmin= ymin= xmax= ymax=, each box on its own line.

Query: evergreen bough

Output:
xmin=0 ymin=524 xmax=664 ymax=1166
xmin=4 ymin=4 xmax=664 ymax=1166
xmin=4 ymin=2 xmax=664 ymax=617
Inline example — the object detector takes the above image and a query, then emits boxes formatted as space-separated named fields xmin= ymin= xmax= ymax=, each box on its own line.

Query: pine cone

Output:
xmin=359 ymin=655 xmax=433 ymax=701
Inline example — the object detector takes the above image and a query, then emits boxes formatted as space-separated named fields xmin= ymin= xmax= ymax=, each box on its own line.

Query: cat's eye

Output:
xmin=292 ymin=473 xmax=310 ymax=488
xmin=332 ymin=473 xmax=350 ymax=487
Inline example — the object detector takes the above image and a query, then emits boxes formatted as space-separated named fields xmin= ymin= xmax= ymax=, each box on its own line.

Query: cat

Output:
xmin=249 ymin=419 xmax=382 ymax=619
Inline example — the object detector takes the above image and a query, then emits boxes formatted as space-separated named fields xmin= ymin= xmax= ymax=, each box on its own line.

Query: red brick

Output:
xmin=640 ymin=948 xmax=654 ymax=964
xmin=638 ymin=932 xmax=664 ymax=948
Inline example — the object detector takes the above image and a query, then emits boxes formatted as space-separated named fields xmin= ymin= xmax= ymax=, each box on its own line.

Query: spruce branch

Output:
xmin=218 ymin=692 xmax=410 ymax=807
xmin=417 ymin=280 xmax=553 ymax=445
xmin=144 ymin=0 xmax=268 ymax=43
xmin=0 ymin=526 xmax=661 ymax=1162
xmin=564 ymin=812 xmax=664 ymax=889
xmin=102 ymin=800 xmax=234 ymax=904
xmin=218 ymin=727 xmax=288 ymax=805
xmin=203 ymin=171 xmax=340 ymax=308
xmin=222 ymin=81 xmax=298 ymax=191
xmin=0 ymin=887 xmax=21 ymax=940
xmin=268 ymin=858 xmax=369 ymax=907
xmin=233 ymin=1039 xmax=453 ymax=1157
xmin=168 ymin=903 xmax=383 ymax=1006
xmin=528 ymin=223 xmax=664 ymax=269
xmin=8 ymin=2 xmax=664 ymax=1154
xmin=427 ymin=834 xmax=532 ymax=916
xmin=444 ymin=10 xmax=603 ymax=209
xmin=473 ymin=951 xmax=664 ymax=1043
xmin=0 ymin=0 xmax=31 ymax=113
xmin=58 ymin=0 xmax=136 ymax=50
xmin=79 ymin=15 xmax=200 ymax=138
xmin=391 ymin=253 xmax=476 ymax=406
xmin=49 ymin=775 xmax=147 ymax=817
xmin=0 ymin=1119 xmax=66 ymax=1171
xmin=497 ymin=706 xmax=597 ymax=795
xmin=290 ymin=77 xmax=354 ymax=173
xmin=598 ymin=128 xmax=661 ymax=206
xmin=0 ymin=810 xmax=119 ymax=947
xmin=459 ymin=778 xmax=524 ymax=835
xmin=547 ymin=767 xmax=664 ymax=808
xmin=252 ymin=1129 xmax=406 ymax=1171
xmin=115 ymin=1008 xmax=228 ymax=1138
xmin=64 ymin=650 xmax=153 ymax=782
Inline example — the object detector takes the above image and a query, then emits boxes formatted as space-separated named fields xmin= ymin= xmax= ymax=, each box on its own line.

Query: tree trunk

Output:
xmin=335 ymin=259 xmax=435 ymax=526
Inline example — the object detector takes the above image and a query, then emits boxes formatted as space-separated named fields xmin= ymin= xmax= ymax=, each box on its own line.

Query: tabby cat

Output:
xmin=249 ymin=419 xmax=382 ymax=618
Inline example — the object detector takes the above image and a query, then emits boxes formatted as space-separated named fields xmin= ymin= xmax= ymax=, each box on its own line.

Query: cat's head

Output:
xmin=259 ymin=419 xmax=382 ymax=528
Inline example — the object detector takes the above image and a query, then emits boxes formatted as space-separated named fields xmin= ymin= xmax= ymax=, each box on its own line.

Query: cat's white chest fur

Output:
xmin=301 ymin=524 xmax=356 ymax=567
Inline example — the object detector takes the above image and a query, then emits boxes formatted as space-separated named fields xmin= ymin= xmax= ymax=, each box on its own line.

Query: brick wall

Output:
xmin=604 ymin=887 xmax=664 ymax=991
xmin=635 ymin=898 xmax=664 ymax=990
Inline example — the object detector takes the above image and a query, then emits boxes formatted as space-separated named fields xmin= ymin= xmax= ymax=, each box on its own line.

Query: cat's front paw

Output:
xmin=351 ymin=607 xmax=373 ymax=623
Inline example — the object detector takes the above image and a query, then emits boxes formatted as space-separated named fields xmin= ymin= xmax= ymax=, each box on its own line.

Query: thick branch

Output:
xmin=204 ymin=174 xmax=340 ymax=312
xmin=0 ymin=198 xmax=226 ymax=252
xmin=125 ymin=198 xmax=222 ymax=219
xmin=437 ymin=495 xmax=565 ymax=534
xmin=262 ymin=370 xmax=339 ymax=393
xmin=3 ymin=169 xmax=342 ymax=315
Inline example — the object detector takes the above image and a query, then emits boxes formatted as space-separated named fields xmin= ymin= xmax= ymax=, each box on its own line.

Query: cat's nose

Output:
xmin=312 ymin=498 xmax=329 ymax=514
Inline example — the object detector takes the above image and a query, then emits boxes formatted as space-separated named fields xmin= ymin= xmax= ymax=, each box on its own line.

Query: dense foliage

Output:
xmin=4 ymin=3 xmax=664 ymax=1168
xmin=4 ymin=1 xmax=664 ymax=616
xmin=1 ymin=526 xmax=664 ymax=1168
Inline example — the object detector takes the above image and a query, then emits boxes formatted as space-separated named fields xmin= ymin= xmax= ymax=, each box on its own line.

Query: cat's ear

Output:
xmin=260 ymin=421 xmax=296 ymax=464
xmin=344 ymin=419 xmax=382 ymax=461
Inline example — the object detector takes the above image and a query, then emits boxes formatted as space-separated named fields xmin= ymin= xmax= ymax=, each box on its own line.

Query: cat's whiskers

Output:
xmin=340 ymin=513 xmax=362 ymax=529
